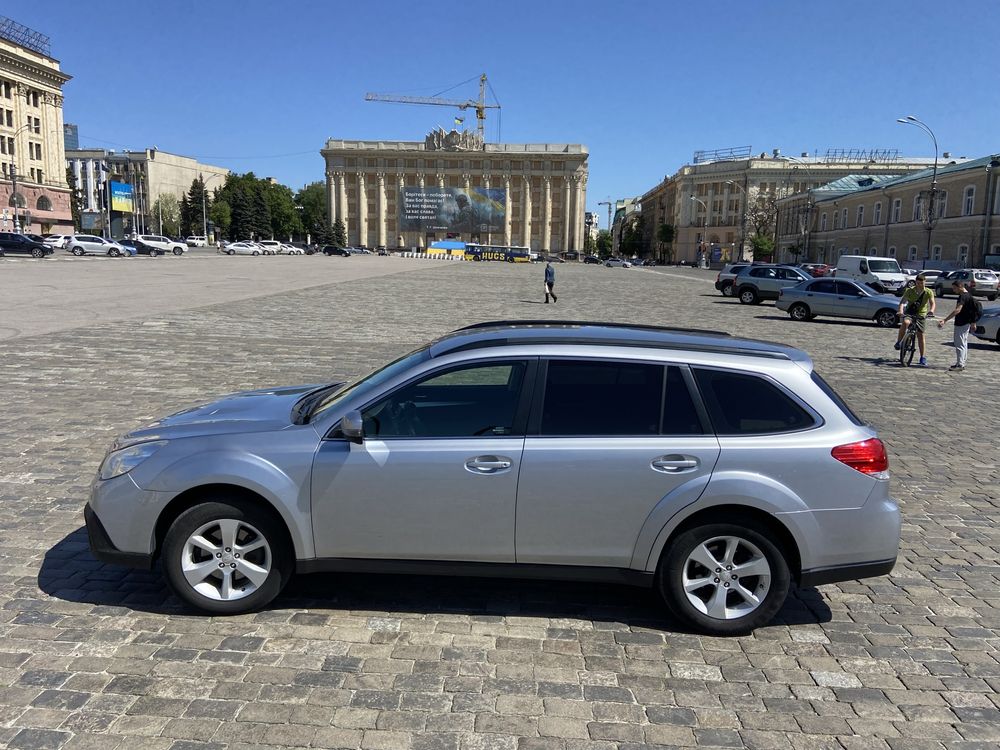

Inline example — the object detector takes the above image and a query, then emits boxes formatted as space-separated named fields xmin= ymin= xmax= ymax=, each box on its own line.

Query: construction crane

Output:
xmin=598 ymin=200 xmax=614 ymax=233
xmin=365 ymin=73 xmax=500 ymax=142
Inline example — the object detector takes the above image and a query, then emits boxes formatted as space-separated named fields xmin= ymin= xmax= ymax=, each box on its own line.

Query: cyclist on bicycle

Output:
xmin=894 ymin=274 xmax=935 ymax=366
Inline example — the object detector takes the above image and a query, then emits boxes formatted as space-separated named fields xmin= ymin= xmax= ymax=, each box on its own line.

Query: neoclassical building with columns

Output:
xmin=321 ymin=129 xmax=589 ymax=251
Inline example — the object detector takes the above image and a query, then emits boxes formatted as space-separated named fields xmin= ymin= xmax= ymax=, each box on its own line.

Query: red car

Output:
xmin=799 ymin=263 xmax=831 ymax=277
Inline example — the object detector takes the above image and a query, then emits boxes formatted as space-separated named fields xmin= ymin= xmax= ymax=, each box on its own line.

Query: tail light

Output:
xmin=832 ymin=438 xmax=889 ymax=478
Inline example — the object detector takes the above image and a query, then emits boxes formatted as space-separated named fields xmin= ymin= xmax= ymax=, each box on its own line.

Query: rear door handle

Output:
xmin=465 ymin=455 xmax=513 ymax=474
xmin=651 ymin=456 xmax=699 ymax=473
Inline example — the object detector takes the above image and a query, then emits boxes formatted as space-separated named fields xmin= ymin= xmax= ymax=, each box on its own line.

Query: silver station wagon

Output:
xmin=85 ymin=321 xmax=900 ymax=634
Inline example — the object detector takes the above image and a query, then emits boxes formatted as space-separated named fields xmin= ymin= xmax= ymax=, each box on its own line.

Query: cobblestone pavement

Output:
xmin=1 ymin=258 xmax=999 ymax=750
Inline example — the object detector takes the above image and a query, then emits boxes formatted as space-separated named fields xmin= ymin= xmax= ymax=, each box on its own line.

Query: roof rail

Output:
xmin=455 ymin=320 xmax=732 ymax=338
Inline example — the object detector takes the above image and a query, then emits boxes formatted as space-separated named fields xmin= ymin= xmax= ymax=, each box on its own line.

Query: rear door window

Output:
xmin=693 ymin=368 xmax=817 ymax=435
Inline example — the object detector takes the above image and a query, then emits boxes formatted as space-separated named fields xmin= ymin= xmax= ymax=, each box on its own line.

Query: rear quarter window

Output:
xmin=810 ymin=371 xmax=864 ymax=426
xmin=693 ymin=368 xmax=817 ymax=435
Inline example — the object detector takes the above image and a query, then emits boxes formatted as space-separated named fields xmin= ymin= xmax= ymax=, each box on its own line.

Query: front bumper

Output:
xmin=84 ymin=504 xmax=153 ymax=569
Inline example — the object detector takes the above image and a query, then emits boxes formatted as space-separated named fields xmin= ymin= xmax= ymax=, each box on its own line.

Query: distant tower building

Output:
xmin=63 ymin=123 xmax=78 ymax=150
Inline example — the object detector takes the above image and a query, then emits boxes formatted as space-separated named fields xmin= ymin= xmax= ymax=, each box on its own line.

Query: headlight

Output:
xmin=99 ymin=441 xmax=167 ymax=480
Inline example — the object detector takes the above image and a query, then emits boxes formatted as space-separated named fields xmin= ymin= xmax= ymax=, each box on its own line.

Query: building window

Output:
xmin=912 ymin=195 xmax=921 ymax=221
xmin=873 ymin=202 xmax=882 ymax=224
xmin=820 ymin=213 xmax=827 ymax=231
xmin=958 ymin=244 xmax=969 ymax=264
xmin=888 ymin=246 xmax=897 ymax=257
xmin=856 ymin=205 xmax=865 ymax=227
xmin=963 ymin=186 xmax=975 ymax=216
xmin=36 ymin=195 xmax=51 ymax=211
xmin=891 ymin=198 xmax=901 ymax=223
xmin=932 ymin=245 xmax=942 ymax=261
xmin=908 ymin=245 xmax=918 ymax=261
xmin=935 ymin=191 xmax=947 ymax=218
xmin=870 ymin=247 xmax=879 ymax=256
xmin=833 ymin=211 xmax=840 ymax=230
xmin=0 ymin=81 xmax=10 ymax=98
xmin=841 ymin=208 xmax=848 ymax=227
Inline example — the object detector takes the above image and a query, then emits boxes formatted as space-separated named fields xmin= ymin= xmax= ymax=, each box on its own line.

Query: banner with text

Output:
xmin=110 ymin=181 xmax=134 ymax=213
xmin=399 ymin=187 xmax=505 ymax=233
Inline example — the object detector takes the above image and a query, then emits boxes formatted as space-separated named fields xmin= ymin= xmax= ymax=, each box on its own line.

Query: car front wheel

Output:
xmin=162 ymin=499 xmax=291 ymax=614
xmin=31 ymin=247 xmax=44 ymax=258
xmin=788 ymin=303 xmax=811 ymax=321
xmin=658 ymin=521 xmax=790 ymax=635
xmin=738 ymin=287 xmax=759 ymax=305
xmin=875 ymin=308 xmax=898 ymax=328
xmin=173 ymin=247 xmax=184 ymax=256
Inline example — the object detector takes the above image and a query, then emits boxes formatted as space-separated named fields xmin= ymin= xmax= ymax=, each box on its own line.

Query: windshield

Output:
xmin=306 ymin=346 xmax=431 ymax=422
xmin=869 ymin=260 xmax=901 ymax=273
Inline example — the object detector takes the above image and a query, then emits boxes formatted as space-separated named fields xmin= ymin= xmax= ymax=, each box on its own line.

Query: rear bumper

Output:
xmin=800 ymin=557 xmax=896 ymax=587
xmin=84 ymin=504 xmax=153 ymax=570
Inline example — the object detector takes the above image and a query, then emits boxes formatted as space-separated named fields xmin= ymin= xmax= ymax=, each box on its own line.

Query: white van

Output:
xmin=185 ymin=235 xmax=207 ymax=247
xmin=834 ymin=255 xmax=908 ymax=294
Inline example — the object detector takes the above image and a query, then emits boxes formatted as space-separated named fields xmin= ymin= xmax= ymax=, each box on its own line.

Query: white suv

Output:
xmin=185 ymin=236 xmax=207 ymax=247
xmin=137 ymin=235 xmax=186 ymax=256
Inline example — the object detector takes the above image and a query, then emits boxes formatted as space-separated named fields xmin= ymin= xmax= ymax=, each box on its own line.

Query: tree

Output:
xmin=750 ymin=234 xmax=775 ymax=260
xmin=295 ymin=182 xmax=328 ymax=241
xmin=596 ymin=230 xmax=613 ymax=258
xmin=150 ymin=193 xmax=180 ymax=236
xmin=332 ymin=219 xmax=347 ymax=248
xmin=656 ymin=222 xmax=676 ymax=264
xmin=583 ymin=232 xmax=595 ymax=253
xmin=264 ymin=181 xmax=301 ymax=239
xmin=620 ymin=215 xmax=646 ymax=257
xmin=66 ymin=167 xmax=84 ymax=230
xmin=209 ymin=196 xmax=231 ymax=238
xmin=184 ymin=177 xmax=209 ymax=237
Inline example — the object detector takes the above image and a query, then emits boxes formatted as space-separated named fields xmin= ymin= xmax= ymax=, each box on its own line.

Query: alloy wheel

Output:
xmin=681 ymin=535 xmax=771 ymax=620
xmin=180 ymin=518 xmax=272 ymax=602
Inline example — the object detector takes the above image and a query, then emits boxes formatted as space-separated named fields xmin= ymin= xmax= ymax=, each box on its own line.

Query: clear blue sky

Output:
xmin=20 ymin=0 xmax=1000 ymax=226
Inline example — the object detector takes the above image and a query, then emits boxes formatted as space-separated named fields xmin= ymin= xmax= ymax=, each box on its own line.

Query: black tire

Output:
xmin=788 ymin=303 xmax=811 ymax=321
xmin=31 ymin=247 xmax=44 ymax=258
xmin=227 ymin=249 xmax=235 ymax=255
xmin=875 ymin=309 xmax=897 ymax=328
xmin=252 ymin=250 xmax=259 ymax=256
xmin=721 ymin=282 xmax=734 ymax=297
xmin=900 ymin=331 xmax=916 ymax=367
xmin=989 ymin=294 xmax=997 ymax=302
xmin=738 ymin=287 xmax=759 ymax=305
xmin=173 ymin=247 xmax=183 ymax=256
xmin=72 ymin=247 xmax=84 ymax=256
xmin=149 ymin=248 xmax=159 ymax=257
xmin=162 ymin=498 xmax=292 ymax=615
xmin=109 ymin=248 xmax=121 ymax=257
xmin=657 ymin=520 xmax=791 ymax=635
xmin=935 ymin=287 xmax=944 ymax=298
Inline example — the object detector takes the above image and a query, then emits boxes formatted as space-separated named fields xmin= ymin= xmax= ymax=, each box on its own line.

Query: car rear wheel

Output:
xmin=72 ymin=247 xmax=84 ymax=256
xmin=738 ymin=287 xmax=759 ymax=305
xmin=658 ymin=521 xmax=790 ymax=635
xmin=252 ymin=250 xmax=260 ymax=256
xmin=173 ymin=247 xmax=184 ymax=256
xmin=162 ymin=499 xmax=292 ymax=615
xmin=875 ymin=308 xmax=898 ymax=328
xmin=788 ymin=303 xmax=812 ymax=321
xmin=721 ymin=282 xmax=734 ymax=297
xmin=935 ymin=287 xmax=944 ymax=298
xmin=149 ymin=248 xmax=159 ymax=257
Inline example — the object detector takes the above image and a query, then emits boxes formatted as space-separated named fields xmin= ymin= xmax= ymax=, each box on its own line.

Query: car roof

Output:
xmin=427 ymin=321 xmax=811 ymax=366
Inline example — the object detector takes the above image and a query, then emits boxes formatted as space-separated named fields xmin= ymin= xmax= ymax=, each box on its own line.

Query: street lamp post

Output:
xmin=897 ymin=116 xmax=939 ymax=269
xmin=7 ymin=123 xmax=34 ymax=233
xmin=201 ymin=172 xmax=225 ymax=245
xmin=690 ymin=195 xmax=708 ymax=266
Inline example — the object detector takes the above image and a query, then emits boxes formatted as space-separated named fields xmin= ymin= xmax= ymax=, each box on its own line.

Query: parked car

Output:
xmin=43 ymin=234 xmax=71 ymax=249
xmin=185 ymin=235 xmax=208 ymax=247
xmin=66 ymin=235 xmax=127 ymax=257
xmin=932 ymin=269 xmax=999 ymax=301
xmin=322 ymin=245 xmax=351 ymax=257
xmin=605 ymin=258 xmax=631 ymax=268
xmin=734 ymin=264 xmax=812 ymax=304
xmin=714 ymin=263 xmax=751 ymax=297
xmin=915 ymin=269 xmax=943 ymax=287
xmin=84 ymin=320 xmax=899 ymax=634
xmin=0 ymin=232 xmax=54 ymax=257
xmin=542 ymin=255 xmax=565 ymax=263
xmin=279 ymin=243 xmax=304 ymax=255
xmin=972 ymin=304 xmax=1000 ymax=347
xmin=799 ymin=263 xmax=830 ymax=277
xmin=137 ymin=234 xmax=186 ymax=256
xmin=833 ymin=255 xmax=908 ymax=294
xmin=583 ymin=255 xmax=602 ymax=264
xmin=117 ymin=240 xmax=141 ymax=257
xmin=776 ymin=278 xmax=903 ymax=327
xmin=223 ymin=242 xmax=262 ymax=256
xmin=256 ymin=240 xmax=282 ymax=255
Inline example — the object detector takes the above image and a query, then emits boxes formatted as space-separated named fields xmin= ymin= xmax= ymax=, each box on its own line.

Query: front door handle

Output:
xmin=651 ymin=456 xmax=699 ymax=473
xmin=465 ymin=455 xmax=513 ymax=474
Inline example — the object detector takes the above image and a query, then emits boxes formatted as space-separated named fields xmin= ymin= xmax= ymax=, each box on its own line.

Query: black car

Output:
xmin=0 ymin=232 xmax=53 ymax=258
xmin=120 ymin=238 xmax=163 ymax=256
xmin=322 ymin=245 xmax=351 ymax=257
xmin=583 ymin=255 xmax=601 ymax=264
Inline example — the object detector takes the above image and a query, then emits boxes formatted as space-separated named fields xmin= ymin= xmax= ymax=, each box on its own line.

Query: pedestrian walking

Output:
xmin=544 ymin=261 xmax=557 ymax=304
xmin=937 ymin=279 xmax=977 ymax=371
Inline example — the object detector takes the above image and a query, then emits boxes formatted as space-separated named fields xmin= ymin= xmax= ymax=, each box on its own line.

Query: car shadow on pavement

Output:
xmin=755 ymin=315 xmax=878 ymax=328
xmin=39 ymin=527 xmax=832 ymax=632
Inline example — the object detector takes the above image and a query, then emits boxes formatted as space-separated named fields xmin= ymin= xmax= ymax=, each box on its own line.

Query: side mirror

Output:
xmin=859 ymin=263 xmax=868 ymax=273
xmin=340 ymin=410 xmax=364 ymax=443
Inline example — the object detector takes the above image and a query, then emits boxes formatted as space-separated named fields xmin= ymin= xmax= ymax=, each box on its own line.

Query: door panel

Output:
xmin=311 ymin=437 xmax=523 ymax=561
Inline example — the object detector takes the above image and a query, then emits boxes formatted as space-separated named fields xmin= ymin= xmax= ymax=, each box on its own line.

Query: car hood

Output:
xmin=113 ymin=384 xmax=327 ymax=447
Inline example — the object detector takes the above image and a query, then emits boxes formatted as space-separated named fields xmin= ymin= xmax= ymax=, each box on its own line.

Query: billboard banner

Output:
xmin=399 ymin=187 xmax=505 ymax=233
xmin=110 ymin=181 xmax=134 ymax=213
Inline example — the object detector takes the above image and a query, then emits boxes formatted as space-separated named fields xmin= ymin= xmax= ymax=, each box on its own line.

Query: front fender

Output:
xmin=140 ymin=450 xmax=314 ymax=559
xmin=638 ymin=470 xmax=815 ymax=572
